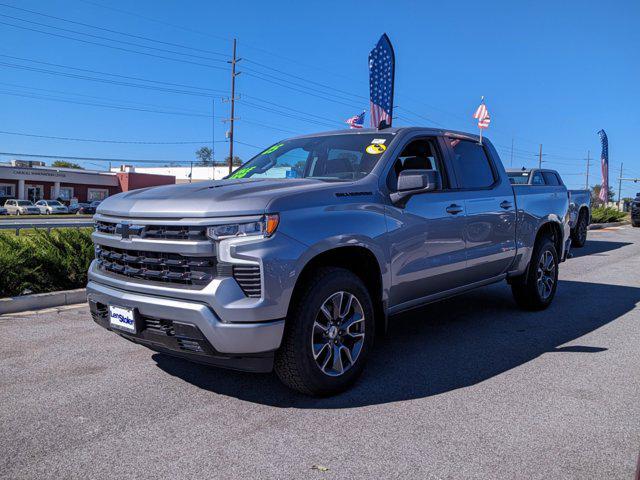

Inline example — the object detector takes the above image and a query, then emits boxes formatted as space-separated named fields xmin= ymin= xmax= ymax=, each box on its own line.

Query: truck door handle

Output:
xmin=500 ymin=201 xmax=513 ymax=210
xmin=446 ymin=204 xmax=463 ymax=215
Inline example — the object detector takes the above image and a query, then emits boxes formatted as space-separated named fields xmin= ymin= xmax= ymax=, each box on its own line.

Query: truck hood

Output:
xmin=97 ymin=178 xmax=337 ymax=218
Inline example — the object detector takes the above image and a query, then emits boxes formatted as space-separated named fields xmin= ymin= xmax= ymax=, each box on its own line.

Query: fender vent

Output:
xmin=233 ymin=265 xmax=262 ymax=298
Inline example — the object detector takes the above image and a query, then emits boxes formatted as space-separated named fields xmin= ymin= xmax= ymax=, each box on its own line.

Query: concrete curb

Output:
xmin=0 ymin=288 xmax=86 ymax=315
xmin=588 ymin=221 xmax=628 ymax=230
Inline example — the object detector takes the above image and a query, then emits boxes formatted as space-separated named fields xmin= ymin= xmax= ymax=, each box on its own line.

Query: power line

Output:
xmin=0 ymin=89 xmax=216 ymax=118
xmin=0 ymin=53 xmax=226 ymax=94
xmin=0 ymin=12 xmax=230 ymax=65
xmin=0 ymin=60 xmax=221 ymax=97
xmin=0 ymin=19 xmax=229 ymax=71
xmin=0 ymin=129 xmax=222 ymax=144
xmin=0 ymin=151 xmax=196 ymax=164
xmin=0 ymin=3 xmax=230 ymax=58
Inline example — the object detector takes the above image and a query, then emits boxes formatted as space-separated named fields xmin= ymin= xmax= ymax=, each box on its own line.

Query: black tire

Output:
xmin=570 ymin=210 xmax=588 ymax=248
xmin=274 ymin=267 xmax=375 ymax=396
xmin=632 ymin=220 xmax=640 ymax=228
xmin=511 ymin=237 xmax=559 ymax=311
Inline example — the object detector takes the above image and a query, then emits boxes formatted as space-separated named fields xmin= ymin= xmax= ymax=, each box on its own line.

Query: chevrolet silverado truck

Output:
xmin=507 ymin=167 xmax=590 ymax=248
xmin=88 ymin=128 xmax=571 ymax=396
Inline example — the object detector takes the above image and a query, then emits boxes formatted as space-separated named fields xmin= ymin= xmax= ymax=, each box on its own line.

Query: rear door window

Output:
xmin=542 ymin=172 xmax=561 ymax=186
xmin=448 ymin=138 xmax=496 ymax=189
xmin=532 ymin=172 xmax=545 ymax=185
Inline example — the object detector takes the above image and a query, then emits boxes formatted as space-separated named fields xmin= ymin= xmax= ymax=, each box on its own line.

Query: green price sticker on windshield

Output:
xmin=229 ymin=166 xmax=256 ymax=179
xmin=261 ymin=143 xmax=284 ymax=155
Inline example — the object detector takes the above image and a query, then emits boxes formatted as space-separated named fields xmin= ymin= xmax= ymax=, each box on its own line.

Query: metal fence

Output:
xmin=0 ymin=222 xmax=94 ymax=236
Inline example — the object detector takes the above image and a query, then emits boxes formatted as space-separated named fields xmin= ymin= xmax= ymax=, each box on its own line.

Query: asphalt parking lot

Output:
xmin=1 ymin=226 xmax=639 ymax=479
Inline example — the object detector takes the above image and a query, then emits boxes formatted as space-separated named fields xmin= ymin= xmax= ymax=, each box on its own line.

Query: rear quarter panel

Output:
xmin=510 ymin=185 xmax=570 ymax=274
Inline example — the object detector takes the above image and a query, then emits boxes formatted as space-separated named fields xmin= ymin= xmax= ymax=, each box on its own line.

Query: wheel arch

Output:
xmin=288 ymin=245 xmax=386 ymax=335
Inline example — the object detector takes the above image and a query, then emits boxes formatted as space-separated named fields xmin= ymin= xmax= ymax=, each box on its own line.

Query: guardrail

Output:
xmin=0 ymin=222 xmax=94 ymax=235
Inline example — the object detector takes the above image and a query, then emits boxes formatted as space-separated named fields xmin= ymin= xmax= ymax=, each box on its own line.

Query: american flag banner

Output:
xmin=346 ymin=111 xmax=365 ymax=129
xmin=473 ymin=99 xmax=491 ymax=129
xmin=368 ymin=34 xmax=395 ymax=129
xmin=598 ymin=129 xmax=609 ymax=203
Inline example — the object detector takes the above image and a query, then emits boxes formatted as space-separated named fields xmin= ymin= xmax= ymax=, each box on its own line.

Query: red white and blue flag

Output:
xmin=346 ymin=111 xmax=365 ymax=129
xmin=598 ymin=129 xmax=609 ymax=202
xmin=473 ymin=99 xmax=491 ymax=129
xmin=368 ymin=34 xmax=395 ymax=129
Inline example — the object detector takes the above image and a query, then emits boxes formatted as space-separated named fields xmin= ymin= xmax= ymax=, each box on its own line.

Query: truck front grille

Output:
xmin=96 ymin=245 xmax=216 ymax=286
xmin=95 ymin=220 xmax=207 ymax=241
xmin=233 ymin=265 xmax=262 ymax=297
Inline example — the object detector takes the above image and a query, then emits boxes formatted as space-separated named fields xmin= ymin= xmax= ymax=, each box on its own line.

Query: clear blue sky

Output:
xmin=1 ymin=0 xmax=638 ymax=196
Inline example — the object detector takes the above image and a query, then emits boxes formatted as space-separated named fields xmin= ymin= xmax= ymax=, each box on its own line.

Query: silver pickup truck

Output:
xmin=507 ymin=168 xmax=590 ymax=247
xmin=88 ymin=128 xmax=571 ymax=396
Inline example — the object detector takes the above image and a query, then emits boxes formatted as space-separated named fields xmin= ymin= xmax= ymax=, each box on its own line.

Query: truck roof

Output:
xmin=287 ymin=126 xmax=484 ymax=143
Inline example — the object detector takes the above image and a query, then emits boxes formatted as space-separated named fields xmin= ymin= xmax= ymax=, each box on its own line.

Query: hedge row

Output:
xmin=591 ymin=207 xmax=627 ymax=224
xmin=0 ymin=229 xmax=94 ymax=298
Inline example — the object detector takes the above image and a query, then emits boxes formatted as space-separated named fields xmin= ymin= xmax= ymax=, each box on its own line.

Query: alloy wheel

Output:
xmin=536 ymin=250 xmax=556 ymax=300
xmin=311 ymin=291 xmax=365 ymax=377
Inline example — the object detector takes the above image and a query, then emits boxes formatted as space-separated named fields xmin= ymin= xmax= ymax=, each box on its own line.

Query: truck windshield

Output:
xmin=228 ymin=133 xmax=394 ymax=181
xmin=507 ymin=171 xmax=530 ymax=184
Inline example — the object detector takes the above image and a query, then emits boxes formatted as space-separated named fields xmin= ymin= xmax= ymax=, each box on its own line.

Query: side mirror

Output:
xmin=390 ymin=169 xmax=441 ymax=207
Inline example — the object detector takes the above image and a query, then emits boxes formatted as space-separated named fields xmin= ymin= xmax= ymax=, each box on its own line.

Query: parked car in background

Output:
xmin=632 ymin=192 xmax=640 ymax=228
xmin=0 ymin=206 xmax=8 ymax=215
xmin=3 ymin=199 xmax=41 ymax=215
xmin=507 ymin=168 xmax=590 ymax=248
xmin=88 ymin=127 xmax=571 ymax=396
xmin=35 ymin=200 xmax=69 ymax=215
xmin=74 ymin=203 xmax=97 ymax=215
xmin=90 ymin=201 xmax=102 ymax=208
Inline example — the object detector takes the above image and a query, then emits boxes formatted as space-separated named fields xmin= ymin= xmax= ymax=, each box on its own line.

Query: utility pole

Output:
xmin=510 ymin=138 xmax=514 ymax=167
xmin=585 ymin=150 xmax=591 ymax=190
xmin=618 ymin=163 xmax=623 ymax=210
xmin=225 ymin=38 xmax=241 ymax=176
xmin=538 ymin=144 xmax=543 ymax=169
xmin=211 ymin=98 xmax=216 ymax=180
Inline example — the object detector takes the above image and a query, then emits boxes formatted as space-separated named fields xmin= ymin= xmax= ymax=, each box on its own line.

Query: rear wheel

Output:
xmin=274 ymin=267 xmax=375 ymax=396
xmin=570 ymin=210 xmax=588 ymax=248
xmin=511 ymin=237 xmax=559 ymax=311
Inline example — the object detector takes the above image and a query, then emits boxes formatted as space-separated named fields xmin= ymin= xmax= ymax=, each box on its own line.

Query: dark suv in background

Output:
xmin=632 ymin=193 xmax=640 ymax=227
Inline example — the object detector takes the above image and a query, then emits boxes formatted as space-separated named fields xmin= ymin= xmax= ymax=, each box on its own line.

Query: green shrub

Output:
xmin=590 ymin=207 xmax=627 ymax=224
xmin=0 ymin=228 xmax=94 ymax=297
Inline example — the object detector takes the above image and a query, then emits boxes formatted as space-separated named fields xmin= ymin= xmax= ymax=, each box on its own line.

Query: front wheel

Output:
xmin=274 ymin=267 xmax=375 ymax=396
xmin=511 ymin=237 xmax=559 ymax=311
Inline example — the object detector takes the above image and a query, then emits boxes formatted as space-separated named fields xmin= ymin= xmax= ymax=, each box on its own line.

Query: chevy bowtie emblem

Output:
xmin=115 ymin=222 xmax=144 ymax=239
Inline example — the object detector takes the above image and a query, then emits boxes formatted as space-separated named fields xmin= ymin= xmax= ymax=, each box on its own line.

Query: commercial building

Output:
xmin=111 ymin=165 xmax=230 ymax=183
xmin=0 ymin=161 xmax=175 ymax=203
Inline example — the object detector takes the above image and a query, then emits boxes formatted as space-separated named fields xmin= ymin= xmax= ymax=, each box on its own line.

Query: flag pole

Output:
xmin=478 ymin=96 xmax=484 ymax=145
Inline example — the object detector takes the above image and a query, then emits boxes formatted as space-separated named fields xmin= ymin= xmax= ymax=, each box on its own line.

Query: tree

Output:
xmin=591 ymin=184 xmax=615 ymax=206
xmin=52 ymin=160 xmax=83 ymax=169
xmin=195 ymin=146 xmax=213 ymax=166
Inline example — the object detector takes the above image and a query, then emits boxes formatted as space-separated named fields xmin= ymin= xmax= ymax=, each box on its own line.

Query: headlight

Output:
xmin=206 ymin=214 xmax=279 ymax=241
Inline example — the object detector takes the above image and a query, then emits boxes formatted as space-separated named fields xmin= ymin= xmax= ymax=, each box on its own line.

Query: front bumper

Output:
xmin=86 ymin=280 xmax=285 ymax=372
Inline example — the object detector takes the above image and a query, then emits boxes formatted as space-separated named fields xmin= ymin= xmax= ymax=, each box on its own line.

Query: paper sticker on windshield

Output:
xmin=261 ymin=143 xmax=284 ymax=155
xmin=229 ymin=166 xmax=256 ymax=179
xmin=366 ymin=143 xmax=387 ymax=155
xmin=371 ymin=138 xmax=386 ymax=144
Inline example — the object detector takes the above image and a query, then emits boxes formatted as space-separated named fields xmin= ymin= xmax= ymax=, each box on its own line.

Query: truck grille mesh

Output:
xmin=96 ymin=245 xmax=216 ymax=286
xmin=95 ymin=220 xmax=207 ymax=241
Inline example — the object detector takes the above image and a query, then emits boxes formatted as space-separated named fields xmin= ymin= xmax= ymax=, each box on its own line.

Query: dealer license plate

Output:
xmin=109 ymin=305 xmax=137 ymax=333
